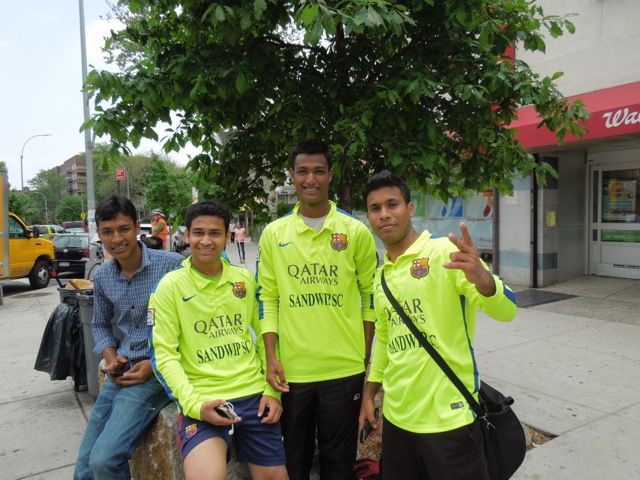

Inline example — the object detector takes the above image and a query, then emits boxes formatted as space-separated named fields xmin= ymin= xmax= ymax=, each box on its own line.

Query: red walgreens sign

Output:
xmin=511 ymin=80 xmax=640 ymax=149
xmin=116 ymin=168 xmax=126 ymax=180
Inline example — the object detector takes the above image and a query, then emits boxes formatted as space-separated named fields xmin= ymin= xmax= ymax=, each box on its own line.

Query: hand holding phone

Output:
xmin=100 ymin=368 xmax=124 ymax=377
xmin=214 ymin=402 xmax=240 ymax=421
xmin=359 ymin=407 xmax=380 ymax=443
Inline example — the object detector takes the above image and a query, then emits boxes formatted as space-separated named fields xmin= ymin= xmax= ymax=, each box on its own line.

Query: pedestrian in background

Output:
xmin=230 ymin=220 xmax=236 ymax=244
xmin=151 ymin=209 xmax=168 ymax=248
xmin=235 ymin=222 xmax=246 ymax=263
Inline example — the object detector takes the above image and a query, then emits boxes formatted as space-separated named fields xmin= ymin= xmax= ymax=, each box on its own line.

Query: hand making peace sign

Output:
xmin=443 ymin=222 xmax=496 ymax=297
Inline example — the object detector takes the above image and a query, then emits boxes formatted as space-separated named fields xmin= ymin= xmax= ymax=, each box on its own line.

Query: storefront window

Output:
xmin=601 ymin=169 xmax=640 ymax=223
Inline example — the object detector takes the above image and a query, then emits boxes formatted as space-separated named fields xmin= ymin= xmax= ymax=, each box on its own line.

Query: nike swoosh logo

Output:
xmin=182 ymin=295 xmax=196 ymax=302
xmin=278 ymin=242 xmax=293 ymax=247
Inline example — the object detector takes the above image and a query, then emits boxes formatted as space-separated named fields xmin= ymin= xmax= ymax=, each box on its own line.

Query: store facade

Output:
xmin=497 ymin=1 xmax=640 ymax=286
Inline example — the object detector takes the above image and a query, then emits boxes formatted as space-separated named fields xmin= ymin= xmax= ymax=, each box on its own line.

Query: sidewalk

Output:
xmin=1 ymin=241 xmax=639 ymax=479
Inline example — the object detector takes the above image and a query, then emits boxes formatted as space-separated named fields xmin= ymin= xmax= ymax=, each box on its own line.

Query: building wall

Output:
xmin=557 ymin=150 xmax=588 ymax=282
xmin=516 ymin=0 xmax=640 ymax=95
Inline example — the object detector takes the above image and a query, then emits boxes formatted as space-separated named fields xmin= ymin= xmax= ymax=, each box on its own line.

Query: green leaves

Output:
xmin=84 ymin=0 xmax=588 ymax=210
xmin=254 ymin=0 xmax=267 ymax=19
xmin=235 ymin=71 xmax=249 ymax=94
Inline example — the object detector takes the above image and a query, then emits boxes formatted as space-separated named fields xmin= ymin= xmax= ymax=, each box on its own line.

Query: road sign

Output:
xmin=116 ymin=168 xmax=126 ymax=181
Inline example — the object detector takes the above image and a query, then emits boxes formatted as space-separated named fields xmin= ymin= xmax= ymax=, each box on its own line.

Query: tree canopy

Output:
xmin=55 ymin=195 xmax=86 ymax=223
xmin=144 ymin=158 xmax=193 ymax=226
xmin=27 ymin=169 xmax=66 ymax=222
xmin=8 ymin=190 xmax=38 ymax=223
xmin=86 ymin=0 xmax=587 ymax=212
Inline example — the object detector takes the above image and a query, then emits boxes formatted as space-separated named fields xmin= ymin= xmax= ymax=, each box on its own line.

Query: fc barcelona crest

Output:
xmin=410 ymin=258 xmax=430 ymax=278
xmin=331 ymin=233 xmax=348 ymax=251
xmin=233 ymin=281 xmax=247 ymax=298
xmin=185 ymin=423 xmax=198 ymax=439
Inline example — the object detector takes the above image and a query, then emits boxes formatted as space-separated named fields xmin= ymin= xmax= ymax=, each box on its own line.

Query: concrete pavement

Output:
xmin=1 ymin=239 xmax=639 ymax=478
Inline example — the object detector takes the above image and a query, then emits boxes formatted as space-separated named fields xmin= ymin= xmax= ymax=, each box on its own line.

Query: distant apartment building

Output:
xmin=56 ymin=155 xmax=86 ymax=196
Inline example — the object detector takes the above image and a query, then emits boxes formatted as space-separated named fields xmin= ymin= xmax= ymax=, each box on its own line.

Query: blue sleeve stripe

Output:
xmin=503 ymin=285 xmax=517 ymax=305
xmin=459 ymin=295 xmax=480 ymax=393
xmin=255 ymin=254 xmax=265 ymax=320
xmin=147 ymin=326 xmax=182 ymax=411
xmin=336 ymin=207 xmax=354 ymax=218
xmin=256 ymin=286 xmax=265 ymax=320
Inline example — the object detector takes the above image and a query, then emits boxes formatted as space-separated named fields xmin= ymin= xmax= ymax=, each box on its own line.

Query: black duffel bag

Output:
xmin=477 ymin=382 xmax=526 ymax=479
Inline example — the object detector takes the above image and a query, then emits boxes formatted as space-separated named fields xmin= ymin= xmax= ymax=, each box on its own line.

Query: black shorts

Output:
xmin=381 ymin=417 xmax=490 ymax=480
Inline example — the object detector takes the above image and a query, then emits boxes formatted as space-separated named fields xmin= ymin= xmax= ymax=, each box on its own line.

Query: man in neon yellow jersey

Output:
xmin=258 ymin=140 xmax=378 ymax=480
xmin=359 ymin=171 xmax=517 ymax=479
xmin=149 ymin=200 xmax=287 ymax=480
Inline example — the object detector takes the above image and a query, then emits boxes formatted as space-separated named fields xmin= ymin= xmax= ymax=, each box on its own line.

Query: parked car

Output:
xmin=53 ymin=233 xmax=90 ymax=278
xmin=65 ymin=227 xmax=86 ymax=234
xmin=0 ymin=212 xmax=55 ymax=289
xmin=30 ymin=224 xmax=65 ymax=240
xmin=137 ymin=223 xmax=153 ymax=241
xmin=62 ymin=220 xmax=88 ymax=233
xmin=172 ymin=226 xmax=188 ymax=252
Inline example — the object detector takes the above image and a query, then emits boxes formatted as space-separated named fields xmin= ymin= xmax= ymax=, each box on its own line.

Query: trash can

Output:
xmin=78 ymin=291 xmax=99 ymax=399
xmin=58 ymin=286 xmax=79 ymax=305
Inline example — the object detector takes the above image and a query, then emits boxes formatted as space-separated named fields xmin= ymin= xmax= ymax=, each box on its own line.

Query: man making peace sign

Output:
xmin=359 ymin=171 xmax=517 ymax=480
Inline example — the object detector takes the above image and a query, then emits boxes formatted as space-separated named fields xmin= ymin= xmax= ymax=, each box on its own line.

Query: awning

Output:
xmin=511 ymin=80 xmax=640 ymax=149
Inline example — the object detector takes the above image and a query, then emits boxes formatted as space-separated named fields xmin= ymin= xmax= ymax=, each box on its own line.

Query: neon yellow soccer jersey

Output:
xmin=257 ymin=201 xmax=377 ymax=382
xmin=368 ymin=230 xmax=517 ymax=434
xmin=149 ymin=257 xmax=278 ymax=420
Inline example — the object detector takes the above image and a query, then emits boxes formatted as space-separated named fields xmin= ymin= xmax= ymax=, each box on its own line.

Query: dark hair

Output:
xmin=141 ymin=235 xmax=163 ymax=249
xmin=363 ymin=170 xmax=411 ymax=205
xmin=185 ymin=200 xmax=231 ymax=232
xmin=95 ymin=195 xmax=138 ymax=226
xmin=289 ymin=139 xmax=332 ymax=170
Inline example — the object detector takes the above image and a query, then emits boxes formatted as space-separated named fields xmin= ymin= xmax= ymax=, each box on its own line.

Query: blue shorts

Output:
xmin=176 ymin=393 xmax=285 ymax=467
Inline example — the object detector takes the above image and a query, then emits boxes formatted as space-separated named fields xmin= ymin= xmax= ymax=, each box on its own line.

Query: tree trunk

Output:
xmin=337 ymin=179 xmax=352 ymax=213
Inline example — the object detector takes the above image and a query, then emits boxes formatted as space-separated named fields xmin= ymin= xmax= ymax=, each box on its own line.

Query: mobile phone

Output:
xmin=359 ymin=407 xmax=380 ymax=443
xmin=100 ymin=369 xmax=124 ymax=377
xmin=214 ymin=403 xmax=239 ymax=421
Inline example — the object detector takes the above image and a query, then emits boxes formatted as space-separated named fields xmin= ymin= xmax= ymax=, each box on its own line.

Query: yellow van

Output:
xmin=2 ymin=212 xmax=55 ymax=289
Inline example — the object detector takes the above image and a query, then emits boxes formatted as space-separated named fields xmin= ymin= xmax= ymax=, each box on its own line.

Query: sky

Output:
xmin=0 ymin=1 xmax=194 ymax=191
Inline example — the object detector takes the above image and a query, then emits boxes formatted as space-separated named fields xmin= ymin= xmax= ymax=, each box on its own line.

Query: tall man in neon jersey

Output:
xmin=257 ymin=140 xmax=378 ymax=479
xmin=359 ymin=171 xmax=517 ymax=479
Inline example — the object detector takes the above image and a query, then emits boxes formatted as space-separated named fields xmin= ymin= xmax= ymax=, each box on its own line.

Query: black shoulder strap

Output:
xmin=380 ymin=271 xmax=482 ymax=415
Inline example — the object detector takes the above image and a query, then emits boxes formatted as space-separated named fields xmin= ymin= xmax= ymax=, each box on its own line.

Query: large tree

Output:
xmin=86 ymin=0 xmax=587 ymax=212
xmin=8 ymin=190 xmax=38 ymax=223
xmin=55 ymin=195 xmax=86 ymax=223
xmin=28 ymin=169 xmax=66 ymax=222
xmin=144 ymin=158 xmax=193 ymax=226
xmin=91 ymin=144 xmax=156 ymax=202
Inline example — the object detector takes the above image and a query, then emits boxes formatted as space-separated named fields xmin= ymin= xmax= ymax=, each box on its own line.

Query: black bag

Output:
xmin=381 ymin=272 xmax=526 ymax=480
xmin=34 ymin=301 xmax=87 ymax=390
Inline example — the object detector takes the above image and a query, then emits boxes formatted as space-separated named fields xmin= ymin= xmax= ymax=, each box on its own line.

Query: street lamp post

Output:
xmin=34 ymin=191 xmax=49 ymax=221
xmin=20 ymin=133 xmax=52 ymax=191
